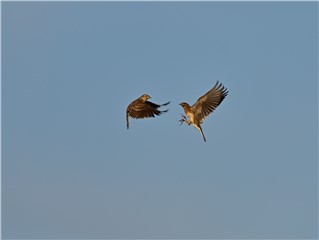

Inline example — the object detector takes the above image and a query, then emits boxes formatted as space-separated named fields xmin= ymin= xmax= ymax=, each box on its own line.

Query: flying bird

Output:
xmin=126 ymin=94 xmax=170 ymax=129
xmin=179 ymin=81 xmax=228 ymax=142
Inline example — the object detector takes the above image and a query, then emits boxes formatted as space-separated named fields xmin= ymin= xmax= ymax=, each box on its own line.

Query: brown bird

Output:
xmin=126 ymin=94 xmax=170 ymax=129
xmin=179 ymin=81 xmax=228 ymax=142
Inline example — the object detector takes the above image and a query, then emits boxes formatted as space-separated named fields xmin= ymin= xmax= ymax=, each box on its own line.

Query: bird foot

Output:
xmin=179 ymin=114 xmax=187 ymax=125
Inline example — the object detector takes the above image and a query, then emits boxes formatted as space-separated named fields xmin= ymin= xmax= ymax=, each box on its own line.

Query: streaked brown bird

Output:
xmin=126 ymin=94 xmax=170 ymax=129
xmin=179 ymin=81 xmax=228 ymax=142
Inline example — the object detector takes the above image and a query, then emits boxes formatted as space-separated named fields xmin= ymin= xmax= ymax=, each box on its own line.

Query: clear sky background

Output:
xmin=2 ymin=2 xmax=318 ymax=239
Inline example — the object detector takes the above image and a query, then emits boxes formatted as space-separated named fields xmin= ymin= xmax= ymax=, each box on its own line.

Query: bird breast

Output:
xmin=186 ymin=111 xmax=195 ymax=123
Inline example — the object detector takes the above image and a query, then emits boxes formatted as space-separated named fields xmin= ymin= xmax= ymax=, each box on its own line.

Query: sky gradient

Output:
xmin=2 ymin=2 xmax=318 ymax=239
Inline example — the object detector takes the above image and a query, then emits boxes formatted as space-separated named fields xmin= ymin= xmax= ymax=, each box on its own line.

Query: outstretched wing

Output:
xmin=127 ymin=100 xmax=166 ymax=119
xmin=191 ymin=81 xmax=228 ymax=123
xmin=145 ymin=101 xmax=170 ymax=109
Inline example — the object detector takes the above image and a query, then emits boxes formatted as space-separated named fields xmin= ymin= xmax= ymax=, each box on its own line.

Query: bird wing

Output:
xmin=191 ymin=81 xmax=228 ymax=123
xmin=145 ymin=101 xmax=170 ymax=109
xmin=144 ymin=101 xmax=161 ymax=109
xmin=127 ymin=100 xmax=162 ymax=119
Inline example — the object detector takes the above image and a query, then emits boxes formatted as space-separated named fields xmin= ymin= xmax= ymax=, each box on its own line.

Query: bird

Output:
xmin=126 ymin=94 xmax=170 ymax=129
xmin=179 ymin=81 xmax=228 ymax=142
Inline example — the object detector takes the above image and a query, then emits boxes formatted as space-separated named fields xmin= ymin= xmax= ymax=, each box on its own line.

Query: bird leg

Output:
xmin=179 ymin=114 xmax=188 ymax=125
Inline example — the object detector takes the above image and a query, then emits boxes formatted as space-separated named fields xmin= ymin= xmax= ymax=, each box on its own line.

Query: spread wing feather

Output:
xmin=191 ymin=81 xmax=228 ymax=123
xmin=145 ymin=101 xmax=170 ymax=109
xmin=127 ymin=100 xmax=166 ymax=119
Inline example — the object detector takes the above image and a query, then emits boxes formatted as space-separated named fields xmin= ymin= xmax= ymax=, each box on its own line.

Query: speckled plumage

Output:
xmin=179 ymin=81 xmax=228 ymax=142
xmin=126 ymin=94 xmax=170 ymax=129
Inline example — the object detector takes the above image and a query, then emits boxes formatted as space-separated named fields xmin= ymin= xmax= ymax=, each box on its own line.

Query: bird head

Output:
xmin=179 ymin=102 xmax=189 ymax=109
xmin=140 ymin=94 xmax=151 ymax=102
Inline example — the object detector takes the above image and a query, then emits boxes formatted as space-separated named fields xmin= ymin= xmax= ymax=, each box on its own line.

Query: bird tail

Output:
xmin=126 ymin=112 xmax=129 ymax=129
xmin=197 ymin=125 xmax=206 ymax=142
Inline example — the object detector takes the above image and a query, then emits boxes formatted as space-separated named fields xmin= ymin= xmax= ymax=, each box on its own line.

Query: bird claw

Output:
xmin=179 ymin=114 xmax=187 ymax=125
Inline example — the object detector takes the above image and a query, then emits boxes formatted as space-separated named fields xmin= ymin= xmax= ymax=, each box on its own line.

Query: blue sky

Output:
xmin=2 ymin=2 xmax=318 ymax=239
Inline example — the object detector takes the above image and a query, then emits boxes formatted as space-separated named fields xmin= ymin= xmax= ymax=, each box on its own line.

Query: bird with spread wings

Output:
xmin=126 ymin=94 xmax=170 ymax=129
xmin=179 ymin=81 xmax=228 ymax=142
